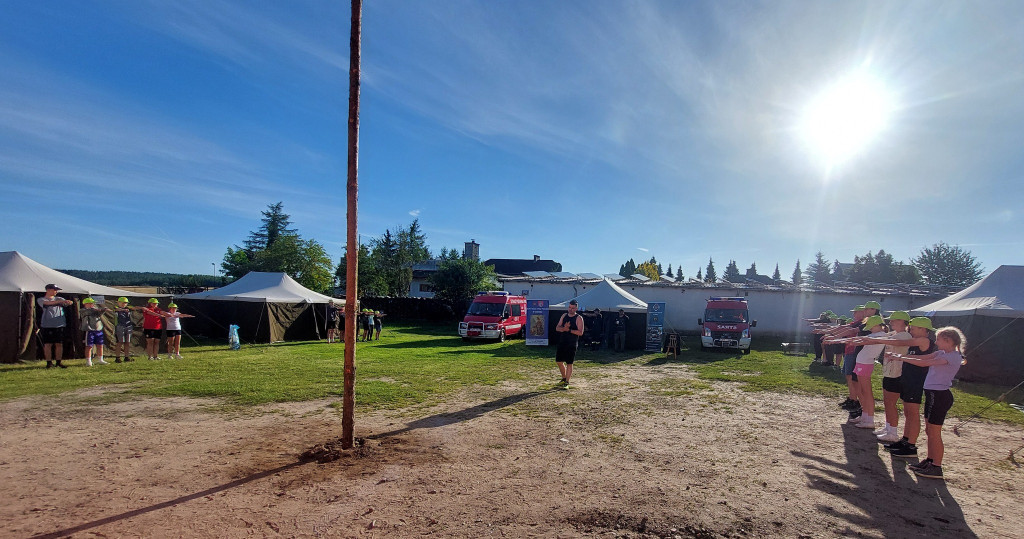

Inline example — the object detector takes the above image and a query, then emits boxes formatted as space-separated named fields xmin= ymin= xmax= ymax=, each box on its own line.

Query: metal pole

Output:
xmin=342 ymin=0 xmax=361 ymax=450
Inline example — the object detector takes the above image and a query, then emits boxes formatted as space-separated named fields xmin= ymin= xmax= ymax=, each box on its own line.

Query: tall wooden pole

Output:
xmin=342 ymin=0 xmax=361 ymax=450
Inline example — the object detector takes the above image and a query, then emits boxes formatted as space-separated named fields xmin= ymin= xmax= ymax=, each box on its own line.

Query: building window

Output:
xmin=419 ymin=283 xmax=433 ymax=292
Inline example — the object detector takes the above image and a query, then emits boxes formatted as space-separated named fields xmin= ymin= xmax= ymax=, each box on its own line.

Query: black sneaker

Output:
xmin=838 ymin=398 xmax=856 ymax=408
xmin=884 ymin=437 xmax=909 ymax=451
xmin=909 ymin=458 xmax=933 ymax=471
xmin=115 ymin=358 xmax=122 ymax=363
xmin=46 ymin=361 xmax=53 ymax=369
xmin=841 ymin=400 xmax=861 ymax=410
xmin=847 ymin=408 xmax=862 ymax=421
xmin=890 ymin=443 xmax=919 ymax=458
xmin=913 ymin=462 xmax=943 ymax=479
xmin=56 ymin=361 xmax=67 ymax=369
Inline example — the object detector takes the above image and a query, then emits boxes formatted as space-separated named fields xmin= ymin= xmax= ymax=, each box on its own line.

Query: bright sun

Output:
xmin=799 ymin=73 xmax=894 ymax=168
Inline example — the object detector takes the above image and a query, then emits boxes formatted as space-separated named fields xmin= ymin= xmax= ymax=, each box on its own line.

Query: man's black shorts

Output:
xmin=556 ymin=344 xmax=578 ymax=364
xmin=144 ymin=329 xmax=162 ymax=339
xmin=40 ymin=327 xmax=64 ymax=344
xmin=899 ymin=364 xmax=928 ymax=404
xmin=882 ymin=376 xmax=903 ymax=394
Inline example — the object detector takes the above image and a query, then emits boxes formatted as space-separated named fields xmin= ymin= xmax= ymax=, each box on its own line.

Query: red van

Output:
xmin=698 ymin=297 xmax=757 ymax=353
xmin=458 ymin=291 xmax=527 ymax=342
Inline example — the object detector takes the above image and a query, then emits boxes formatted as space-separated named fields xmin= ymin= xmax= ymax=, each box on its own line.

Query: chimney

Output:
xmin=463 ymin=240 xmax=480 ymax=261
xmin=533 ymin=255 xmax=540 ymax=262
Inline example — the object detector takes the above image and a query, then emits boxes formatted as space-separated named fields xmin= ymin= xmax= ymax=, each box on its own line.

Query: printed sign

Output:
xmin=526 ymin=299 xmax=549 ymax=346
xmin=646 ymin=302 xmax=666 ymax=352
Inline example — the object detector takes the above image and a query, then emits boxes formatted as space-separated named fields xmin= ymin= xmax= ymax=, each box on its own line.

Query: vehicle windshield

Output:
xmin=467 ymin=302 xmax=505 ymax=317
xmin=705 ymin=309 xmax=748 ymax=323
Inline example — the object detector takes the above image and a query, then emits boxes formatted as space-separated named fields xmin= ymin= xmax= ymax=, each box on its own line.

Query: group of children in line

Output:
xmin=78 ymin=297 xmax=194 ymax=364
xmin=325 ymin=300 xmax=385 ymax=344
xmin=810 ymin=303 xmax=966 ymax=479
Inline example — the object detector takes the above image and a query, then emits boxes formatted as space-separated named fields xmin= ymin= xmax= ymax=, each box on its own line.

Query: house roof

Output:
xmin=484 ymin=258 xmax=561 ymax=275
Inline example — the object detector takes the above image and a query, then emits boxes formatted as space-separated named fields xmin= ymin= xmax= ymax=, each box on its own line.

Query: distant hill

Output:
xmin=58 ymin=269 xmax=224 ymax=288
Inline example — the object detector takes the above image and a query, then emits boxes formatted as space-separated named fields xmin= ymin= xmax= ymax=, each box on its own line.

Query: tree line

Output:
xmin=619 ymin=243 xmax=983 ymax=288
xmin=222 ymin=203 xmax=496 ymax=304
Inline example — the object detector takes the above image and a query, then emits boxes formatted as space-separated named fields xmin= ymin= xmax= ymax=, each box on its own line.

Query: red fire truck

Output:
xmin=698 ymin=297 xmax=756 ymax=353
xmin=458 ymin=291 xmax=527 ymax=342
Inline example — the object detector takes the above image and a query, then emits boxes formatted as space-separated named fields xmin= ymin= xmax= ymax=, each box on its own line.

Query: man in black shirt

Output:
xmin=555 ymin=300 xmax=584 ymax=387
xmin=612 ymin=309 xmax=629 ymax=352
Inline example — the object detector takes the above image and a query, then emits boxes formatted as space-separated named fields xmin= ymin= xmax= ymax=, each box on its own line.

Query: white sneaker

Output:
xmin=872 ymin=425 xmax=888 ymax=436
xmin=877 ymin=428 xmax=901 ymax=442
xmin=176 ymin=354 xmax=184 ymax=359
xmin=96 ymin=358 xmax=109 ymax=365
xmin=855 ymin=417 xmax=876 ymax=429
xmin=86 ymin=359 xmax=93 ymax=367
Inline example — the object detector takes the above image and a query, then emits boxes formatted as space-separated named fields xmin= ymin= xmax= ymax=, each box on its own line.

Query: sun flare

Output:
xmin=800 ymin=73 xmax=894 ymax=168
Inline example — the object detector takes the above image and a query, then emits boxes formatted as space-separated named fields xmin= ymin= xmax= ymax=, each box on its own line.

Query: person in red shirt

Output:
xmin=140 ymin=298 xmax=168 ymax=360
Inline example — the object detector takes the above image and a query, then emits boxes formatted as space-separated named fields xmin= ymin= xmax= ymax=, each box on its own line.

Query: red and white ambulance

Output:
xmin=698 ymin=296 xmax=757 ymax=353
xmin=458 ymin=291 xmax=527 ymax=342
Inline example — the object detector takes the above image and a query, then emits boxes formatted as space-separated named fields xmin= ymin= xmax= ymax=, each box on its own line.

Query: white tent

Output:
xmin=911 ymin=265 xmax=1024 ymax=385
xmin=0 ymin=251 xmax=144 ymax=297
xmin=911 ymin=265 xmax=1024 ymax=318
xmin=551 ymin=278 xmax=648 ymax=312
xmin=0 ymin=251 xmax=148 ymax=363
xmin=179 ymin=272 xmax=335 ymax=303
xmin=177 ymin=272 xmax=336 ymax=343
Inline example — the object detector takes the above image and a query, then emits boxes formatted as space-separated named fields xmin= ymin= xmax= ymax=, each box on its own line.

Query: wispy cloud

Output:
xmin=409 ymin=209 xmax=421 ymax=217
xmin=636 ymin=247 xmax=649 ymax=252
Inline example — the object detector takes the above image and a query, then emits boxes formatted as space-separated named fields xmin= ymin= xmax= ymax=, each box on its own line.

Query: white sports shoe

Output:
xmin=877 ymin=428 xmax=901 ymax=442
xmin=855 ymin=417 xmax=877 ymax=429
xmin=86 ymin=359 xmax=93 ymax=367
xmin=96 ymin=358 xmax=109 ymax=365
xmin=175 ymin=354 xmax=183 ymax=359
xmin=873 ymin=425 xmax=888 ymax=436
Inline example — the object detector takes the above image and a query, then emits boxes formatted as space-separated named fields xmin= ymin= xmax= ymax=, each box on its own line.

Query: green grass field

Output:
xmin=1 ymin=323 xmax=1021 ymax=424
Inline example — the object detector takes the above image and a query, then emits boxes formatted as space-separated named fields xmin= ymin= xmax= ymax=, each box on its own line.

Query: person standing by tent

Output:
xmin=886 ymin=326 xmax=966 ymax=478
xmin=112 ymin=297 xmax=137 ymax=363
xmin=163 ymin=303 xmax=194 ymax=359
xmin=37 ymin=284 xmax=72 ymax=369
xmin=141 ymin=298 xmax=167 ymax=360
xmin=554 ymin=299 xmax=584 ymax=387
xmin=612 ymin=309 xmax=629 ymax=352
xmin=79 ymin=297 xmax=110 ymax=366
xmin=326 ymin=300 xmax=341 ymax=343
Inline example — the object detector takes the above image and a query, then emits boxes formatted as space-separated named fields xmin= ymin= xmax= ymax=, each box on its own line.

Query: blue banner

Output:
xmin=526 ymin=299 xmax=549 ymax=346
xmin=646 ymin=302 xmax=666 ymax=352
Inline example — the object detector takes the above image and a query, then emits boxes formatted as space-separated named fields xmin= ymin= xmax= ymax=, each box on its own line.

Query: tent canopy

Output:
xmin=911 ymin=265 xmax=1024 ymax=318
xmin=0 ymin=251 xmax=146 ymax=297
xmin=552 ymin=278 xmax=648 ymax=313
xmin=179 ymin=272 xmax=335 ymax=303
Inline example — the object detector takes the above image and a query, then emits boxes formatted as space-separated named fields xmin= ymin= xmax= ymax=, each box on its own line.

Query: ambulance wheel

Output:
xmin=742 ymin=348 xmax=751 ymax=354
xmin=498 ymin=329 xmax=506 ymax=343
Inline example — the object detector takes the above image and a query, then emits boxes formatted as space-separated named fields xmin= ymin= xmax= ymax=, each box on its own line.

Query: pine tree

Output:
xmin=705 ymin=258 xmax=717 ymax=283
xmin=666 ymin=264 xmax=673 ymax=278
xmin=831 ymin=260 xmax=844 ymax=282
xmin=806 ymin=251 xmax=831 ymax=284
xmin=912 ymin=243 xmax=983 ymax=287
xmin=745 ymin=262 xmax=758 ymax=278
xmin=772 ymin=264 xmax=781 ymax=282
xmin=243 ymin=202 xmax=296 ymax=254
xmin=792 ymin=260 xmax=803 ymax=285
xmin=696 ymin=268 xmax=702 ymax=281
xmin=724 ymin=260 xmax=742 ymax=282
xmin=676 ymin=266 xmax=683 ymax=281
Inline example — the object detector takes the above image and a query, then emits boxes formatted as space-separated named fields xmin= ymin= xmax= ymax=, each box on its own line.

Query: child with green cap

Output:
xmin=113 ymin=297 xmax=139 ymax=363
xmin=141 ymin=298 xmax=168 ymax=360
xmin=163 ymin=303 xmax=195 ymax=359
xmin=850 ymin=314 xmax=888 ymax=428
xmin=79 ymin=297 xmax=111 ymax=366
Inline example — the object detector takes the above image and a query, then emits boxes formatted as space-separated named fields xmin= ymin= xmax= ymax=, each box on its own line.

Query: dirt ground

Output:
xmin=2 ymin=362 xmax=1022 ymax=538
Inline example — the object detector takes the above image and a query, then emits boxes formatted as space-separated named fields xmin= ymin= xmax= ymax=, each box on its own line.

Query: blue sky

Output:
xmin=2 ymin=1 xmax=1022 ymax=279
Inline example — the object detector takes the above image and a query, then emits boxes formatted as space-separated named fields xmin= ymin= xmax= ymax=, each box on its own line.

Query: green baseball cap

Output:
xmin=864 ymin=301 xmax=881 ymax=310
xmin=148 ymin=298 xmax=159 ymax=304
xmin=851 ymin=305 xmax=866 ymax=311
xmin=908 ymin=317 xmax=934 ymax=330
xmin=887 ymin=311 xmax=911 ymax=322
xmin=861 ymin=315 xmax=885 ymax=330
xmin=117 ymin=297 xmax=129 ymax=303
xmin=81 ymin=297 xmax=96 ymax=304
xmin=168 ymin=303 xmax=178 ymax=308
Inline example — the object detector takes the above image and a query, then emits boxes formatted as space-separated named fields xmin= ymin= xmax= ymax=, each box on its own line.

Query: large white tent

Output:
xmin=177 ymin=272 xmax=338 ymax=343
xmin=551 ymin=278 xmax=648 ymax=312
xmin=0 ymin=251 xmax=149 ymax=363
xmin=911 ymin=265 xmax=1024 ymax=385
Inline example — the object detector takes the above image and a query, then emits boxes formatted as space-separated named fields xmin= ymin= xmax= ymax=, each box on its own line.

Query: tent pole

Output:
xmin=342 ymin=0 xmax=361 ymax=450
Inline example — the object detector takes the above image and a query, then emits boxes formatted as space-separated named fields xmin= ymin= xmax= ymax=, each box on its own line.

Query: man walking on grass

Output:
xmin=554 ymin=299 xmax=584 ymax=388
